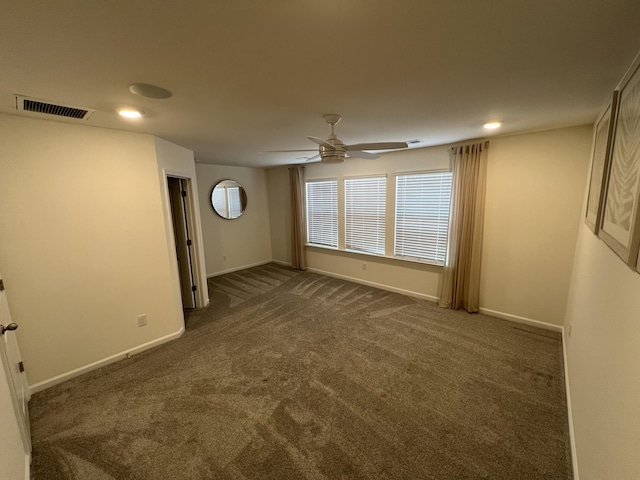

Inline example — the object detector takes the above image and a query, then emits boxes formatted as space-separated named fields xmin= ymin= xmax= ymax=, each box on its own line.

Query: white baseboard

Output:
xmin=29 ymin=327 xmax=185 ymax=394
xmin=305 ymin=267 xmax=440 ymax=303
xmin=478 ymin=307 xmax=563 ymax=332
xmin=213 ymin=262 xmax=565 ymax=333
xmin=303 ymin=267 xmax=566 ymax=332
xmin=270 ymin=259 xmax=290 ymax=267
xmin=562 ymin=328 xmax=579 ymax=479
xmin=206 ymin=259 xmax=273 ymax=278
xmin=24 ymin=453 xmax=30 ymax=480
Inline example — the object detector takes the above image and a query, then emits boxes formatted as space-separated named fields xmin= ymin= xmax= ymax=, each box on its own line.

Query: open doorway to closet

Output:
xmin=167 ymin=177 xmax=197 ymax=309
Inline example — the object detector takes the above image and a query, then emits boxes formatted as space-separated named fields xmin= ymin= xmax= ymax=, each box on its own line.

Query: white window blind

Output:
xmin=227 ymin=186 xmax=242 ymax=218
xmin=213 ymin=186 xmax=242 ymax=218
xmin=395 ymin=172 xmax=452 ymax=265
xmin=306 ymin=180 xmax=338 ymax=247
xmin=345 ymin=176 xmax=386 ymax=255
xmin=213 ymin=186 xmax=227 ymax=216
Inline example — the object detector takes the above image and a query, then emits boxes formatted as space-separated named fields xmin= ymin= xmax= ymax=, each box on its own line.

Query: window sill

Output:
xmin=305 ymin=244 xmax=444 ymax=269
xmin=305 ymin=243 xmax=338 ymax=252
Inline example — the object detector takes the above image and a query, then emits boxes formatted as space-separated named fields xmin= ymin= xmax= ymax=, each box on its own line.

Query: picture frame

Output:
xmin=599 ymin=55 xmax=640 ymax=267
xmin=585 ymin=91 xmax=618 ymax=234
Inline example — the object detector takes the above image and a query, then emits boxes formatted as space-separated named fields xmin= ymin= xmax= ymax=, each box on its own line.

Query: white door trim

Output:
xmin=162 ymin=170 xmax=208 ymax=310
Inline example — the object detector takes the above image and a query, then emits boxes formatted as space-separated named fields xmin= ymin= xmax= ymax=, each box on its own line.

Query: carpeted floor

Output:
xmin=30 ymin=263 xmax=573 ymax=479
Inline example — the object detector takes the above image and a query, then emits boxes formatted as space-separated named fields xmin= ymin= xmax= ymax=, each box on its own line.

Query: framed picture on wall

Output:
xmin=585 ymin=91 xmax=618 ymax=234
xmin=599 ymin=55 xmax=640 ymax=267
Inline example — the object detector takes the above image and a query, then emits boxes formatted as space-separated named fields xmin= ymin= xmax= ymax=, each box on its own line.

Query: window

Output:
xmin=306 ymin=180 xmax=338 ymax=247
xmin=211 ymin=181 xmax=246 ymax=219
xmin=227 ymin=186 xmax=243 ymax=218
xmin=212 ymin=186 xmax=227 ymax=215
xmin=395 ymin=171 xmax=452 ymax=265
xmin=345 ymin=176 xmax=386 ymax=255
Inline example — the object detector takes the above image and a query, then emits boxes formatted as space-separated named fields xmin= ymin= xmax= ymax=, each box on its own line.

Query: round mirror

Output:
xmin=211 ymin=179 xmax=248 ymax=219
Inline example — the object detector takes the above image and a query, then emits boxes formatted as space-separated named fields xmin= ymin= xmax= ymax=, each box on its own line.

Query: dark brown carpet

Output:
xmin=30 ymin=263 xmax=572 ymax=479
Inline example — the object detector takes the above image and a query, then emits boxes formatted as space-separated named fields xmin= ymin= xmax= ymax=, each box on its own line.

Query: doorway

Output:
xmin=167 ymin=177 xmax=197 ymax=309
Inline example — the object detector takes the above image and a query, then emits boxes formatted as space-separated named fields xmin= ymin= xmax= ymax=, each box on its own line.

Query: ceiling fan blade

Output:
xmin=307 ymin=136 xmax=337 ymax=149
xmin=259 ymin=149 xmax=318 ymax=153
xmin=305 ymin=154 xmax=321 ymax=162
xmin=345 ymin=142 xmax=408 ymax=151
xmin=346 ymin=150 xmax=379 ymax=160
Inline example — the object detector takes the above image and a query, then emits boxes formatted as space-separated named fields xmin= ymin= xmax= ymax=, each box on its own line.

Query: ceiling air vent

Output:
xmin=15 ymin=95 xmax=95 ymax=120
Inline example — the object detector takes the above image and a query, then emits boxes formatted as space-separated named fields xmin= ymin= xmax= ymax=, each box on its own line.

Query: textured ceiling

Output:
xmin=2 ymin=0 xmax=640 ymax=167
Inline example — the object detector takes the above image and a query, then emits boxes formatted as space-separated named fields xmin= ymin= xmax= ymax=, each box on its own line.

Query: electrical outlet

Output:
xmin=568 ymin=323 xmax=573 ymax=336
xmin=137 ymin=314 xmax=147 ymax=327
xmin=362 ymin=263 xmax=367 ymax=271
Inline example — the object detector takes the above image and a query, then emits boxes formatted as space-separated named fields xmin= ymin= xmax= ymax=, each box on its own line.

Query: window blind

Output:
xmin=395 ymin=172 xmax=452 ymax=265
xmin=213 ymin=186 xmax=228 ymax=217
xmin=306 ymin=180 xmax=338 ymax=247
xmin=227 ymin=187 xmax=242 ymax=218
xmin=345 ymin=176 xmax=386 ymax=255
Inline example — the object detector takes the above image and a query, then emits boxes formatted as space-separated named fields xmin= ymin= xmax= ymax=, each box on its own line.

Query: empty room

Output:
xmin=2 ymin=1 xmax=640 ymax=479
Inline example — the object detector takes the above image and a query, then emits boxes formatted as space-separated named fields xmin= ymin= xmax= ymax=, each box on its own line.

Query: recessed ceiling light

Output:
xmin=129 ymin=83 xmax=172 ymax=99
xmin=117 ymin=108 xmax=143 ymax=119
xmin=482 ymin=121 xmax=502 ymax=130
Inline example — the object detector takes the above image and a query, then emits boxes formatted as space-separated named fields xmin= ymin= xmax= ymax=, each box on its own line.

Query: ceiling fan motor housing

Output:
xmin=262 ymin=113 xmax=407 ymax=163
xmin=320 ymin=154 xmax=345 ymax=163
xmin=320 ymin=143 xmax=346 ymax=162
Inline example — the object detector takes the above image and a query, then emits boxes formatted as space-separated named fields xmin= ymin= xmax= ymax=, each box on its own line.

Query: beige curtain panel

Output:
xmin=439 ymin=142 xmax=488 ymax=312
xmin=288 ymin=166 xmax=307 ymax=271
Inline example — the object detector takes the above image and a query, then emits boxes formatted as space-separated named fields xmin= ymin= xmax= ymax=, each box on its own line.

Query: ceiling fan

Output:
xmin=262 ymin=114 xmax=408 ymax=163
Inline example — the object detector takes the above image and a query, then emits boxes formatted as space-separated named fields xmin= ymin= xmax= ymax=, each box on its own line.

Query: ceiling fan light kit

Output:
xmin=263 ymin=114 xmax=409 ymax=163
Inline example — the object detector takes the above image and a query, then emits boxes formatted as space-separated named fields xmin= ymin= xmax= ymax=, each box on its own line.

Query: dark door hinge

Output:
xmin=191 ymin=285 xmax=197 ymax=292
xmin=181 ymin=190 xmax=187 ymax=197
xmin=186 ymin=239 xmax=192 ymax=246
xmin=18 ymin=361 xmax=24 ymax=373
xmin=0 ymin=279 xmax=4 ymax=291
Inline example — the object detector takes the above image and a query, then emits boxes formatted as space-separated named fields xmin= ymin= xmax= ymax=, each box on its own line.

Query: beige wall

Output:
xmin=481 ymin=126 xmax=592 ymax=324
xmin=196 ymin=163 xmax=272 ymax=275
xmin=267 ymin=126 xmax=592 ymax=322
xmin=564 ymin=201 xmax=640 ymax=478
xmin=0 ymin=114 xmax=183 ymax=385
xmin=267 ymin=166 xmax=292 ymax=264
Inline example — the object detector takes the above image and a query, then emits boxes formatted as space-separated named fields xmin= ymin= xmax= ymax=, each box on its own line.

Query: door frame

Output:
xmin=0 ymin=276 xmax=31 ymax=478
xmin=161 ymin=170 xmax=208 ymax=312
xmin=167 ymin=177 xmax=196 ymax=309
